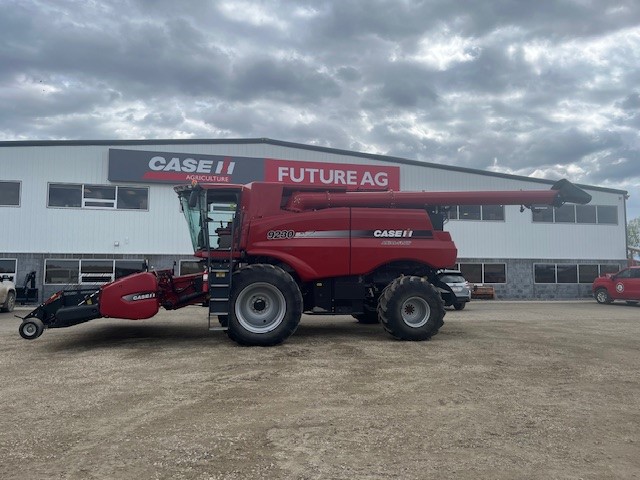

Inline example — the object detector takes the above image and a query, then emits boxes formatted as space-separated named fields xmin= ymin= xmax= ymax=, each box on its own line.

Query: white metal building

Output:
xmin=0 ymin=138 xmax=628 ymax=302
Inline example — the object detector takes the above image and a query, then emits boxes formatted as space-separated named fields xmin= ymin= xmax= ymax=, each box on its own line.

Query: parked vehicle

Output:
xmin=0 ymin=275 xmax=16 ymax=313
xmin=437 ymin=270 xmax=471 ymax=310
xmin=593 ymin=266 xmax=640 ymax=305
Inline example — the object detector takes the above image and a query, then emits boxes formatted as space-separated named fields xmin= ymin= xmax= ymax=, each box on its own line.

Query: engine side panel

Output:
xmin=350 ymin=208 xmax=457 ymax=275
xmin=246 ymin=208 xmax=351 ymax=281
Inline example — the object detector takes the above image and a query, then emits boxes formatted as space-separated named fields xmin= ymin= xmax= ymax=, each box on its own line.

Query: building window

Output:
xmin=535 ymin=263 xmax=622 ymax=284
xmin=117 ymin=187 xmax=148 ymax=210
xmin=48 ymin=183 xmax=148 ymax=210
xmin=48 ymin=184 xmax=82 ymax=208
xmin=458 ymin=263 xmax=482 ymax=283
xmin=557 ymin=264 xmax=578 ymax=283
xmin=447 ymin=205 xmax=504 ymax=221
xmin=455 ymin=263 xmax=507 ymax=284
xmin=83 ymin=185 xmax=116 ymax=208
xmin=596 ymin=206 xmax=617 ymax=225
xmin=45 ymin=259 xmax=80 ymax=284
xmin=179 ymin=260 xmax=204 ymax=275
xmin=533 ymin=204 xmax=618 ymax=225
xmin=554 ymin=205 xmax=576 ymax=223
xmin=80 ymin=260 xmax=115 ymax=283
xmin=481 ymin=205 xmax=505 ymax=221
xmin=483 ymin=263 xmax=506 ymax=283
xmin=599 ymin=264 xmax=622 ymax=275
xmin=576 ymin=205 xmax=597 ymax=224
xmin=534 ymin=264 xmax=557 ymax=283
xmin=0 ymin=181 xmax=21 ymax=206
xmin=532 ymin=207 xmax=553 ymax=222
xmin=45 ymin=259 xmax=145 ymax=284
xmin=115 ymin=260 xmax=147 ymax=279
xmin=458 ymin=205 xmax=481 ymax=221
xmin=0 ymin=258 xmax=17 ymax=282
xmin=578 ymin=264 xmax=599 ymax=283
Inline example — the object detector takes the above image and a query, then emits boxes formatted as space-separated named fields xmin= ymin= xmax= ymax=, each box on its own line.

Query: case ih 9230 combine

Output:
xmin=18 ymin=179 xmax=591 ymax=346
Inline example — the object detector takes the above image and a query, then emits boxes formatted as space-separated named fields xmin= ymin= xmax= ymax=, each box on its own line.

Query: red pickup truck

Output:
xmin=592 ymin=266 xmax=640 ymax=305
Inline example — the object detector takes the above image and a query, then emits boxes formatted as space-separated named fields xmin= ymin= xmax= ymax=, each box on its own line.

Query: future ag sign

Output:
xmin=108 ymin=149 xmax=399 ymax=190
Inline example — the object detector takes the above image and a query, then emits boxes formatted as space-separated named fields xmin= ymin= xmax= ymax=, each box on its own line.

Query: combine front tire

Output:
xmin=19 ymin=318 xmax=45 ymax=340
xmin=228 ymin=264 xmax=302 ymax=346
xmin=378 ymin=276 xmax=445 ymax=341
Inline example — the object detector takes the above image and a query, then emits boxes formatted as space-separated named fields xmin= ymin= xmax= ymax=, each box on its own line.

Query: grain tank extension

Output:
xmin=17 ymin=179 xmax=591 ymax=345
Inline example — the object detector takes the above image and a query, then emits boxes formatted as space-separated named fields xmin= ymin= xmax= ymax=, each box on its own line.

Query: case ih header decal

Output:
xmin=108 ymin=149 xmax=400 ymax=189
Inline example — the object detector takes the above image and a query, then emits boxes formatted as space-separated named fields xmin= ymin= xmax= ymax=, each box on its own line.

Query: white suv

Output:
xmin=436 ymin=270 xmax=472 ymax=310
xmin=0 ymin=275 xmax=16 ymax=313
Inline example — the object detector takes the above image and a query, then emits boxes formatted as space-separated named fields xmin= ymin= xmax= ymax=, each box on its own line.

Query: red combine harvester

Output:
xmin=18 ymin=180 xmax=591 ymax=345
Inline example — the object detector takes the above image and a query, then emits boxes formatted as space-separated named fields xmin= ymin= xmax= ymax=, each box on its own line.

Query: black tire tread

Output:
xmin=377 ymin=276 xmax=445 ymax=341
xmin=227 ymin=264 xmax=302 ymax=346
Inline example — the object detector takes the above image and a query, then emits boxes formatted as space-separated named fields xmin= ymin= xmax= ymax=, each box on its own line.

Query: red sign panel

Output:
xmin=265 ymin=159 xmax=399 ymax=190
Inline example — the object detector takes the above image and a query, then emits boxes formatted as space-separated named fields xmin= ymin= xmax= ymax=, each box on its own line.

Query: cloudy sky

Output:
xmin=2 ymin=0 xmax=639 ymax=218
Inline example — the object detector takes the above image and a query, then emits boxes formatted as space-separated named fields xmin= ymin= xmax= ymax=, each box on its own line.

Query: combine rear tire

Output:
xmin=378 ymin=276 xmax=445 ymax=341
xmin=19 ymin=317 xmax=44 ymax=340
xmin=228 ymin=264 xmax=302 ymax=346
xmin=595 ymin=288 xmax=613 ymax=304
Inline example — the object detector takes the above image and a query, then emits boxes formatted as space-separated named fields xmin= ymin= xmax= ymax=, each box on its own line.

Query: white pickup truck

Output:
xmin=0 ymin=275 xmax=16 ymax=312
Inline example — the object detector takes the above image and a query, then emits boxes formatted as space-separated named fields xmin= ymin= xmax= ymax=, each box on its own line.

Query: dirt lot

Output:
xmin=1 ymin=301 xmax=638 ymax=480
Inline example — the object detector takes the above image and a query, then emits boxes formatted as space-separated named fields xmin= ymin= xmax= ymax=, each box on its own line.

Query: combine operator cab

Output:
xmin=177 ymin=184 xmax=241 ymax=256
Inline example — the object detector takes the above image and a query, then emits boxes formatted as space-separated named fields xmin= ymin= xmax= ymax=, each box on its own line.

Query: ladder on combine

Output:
xmin=206 ymin=219 xmax=237 ymax=332
xmin=207 ymin=261 xmax=233 ymax=331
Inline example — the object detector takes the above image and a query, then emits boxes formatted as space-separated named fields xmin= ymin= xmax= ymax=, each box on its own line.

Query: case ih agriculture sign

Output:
xmin=108 ymin=149 xmax=264 ymax=185
xmin=108 ymin=149 xmax=399 ymax=190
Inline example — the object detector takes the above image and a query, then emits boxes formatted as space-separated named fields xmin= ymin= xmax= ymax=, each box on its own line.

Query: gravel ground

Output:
xmin=1 ymin=301 xmax=639 ymax=480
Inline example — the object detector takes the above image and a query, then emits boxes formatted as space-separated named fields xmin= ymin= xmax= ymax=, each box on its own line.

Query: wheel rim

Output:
xmin=596 ymin=290 xmax=607 ymax=303
xmin=7 ymin=293 xmax=15 ymax=310
xmin=235 ymin=282 xmax=286 ymax=334
xmin=400 ymin=296 xmax=430 ymax=328
xmin=22 ymin=322 xmax=38 ymax=337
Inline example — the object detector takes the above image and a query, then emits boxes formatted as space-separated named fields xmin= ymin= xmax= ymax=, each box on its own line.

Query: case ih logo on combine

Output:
xmin=374 ymin=229 xmax=414 ymax=238
xmin=123 ymin=292 xmax=156 ymax=302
